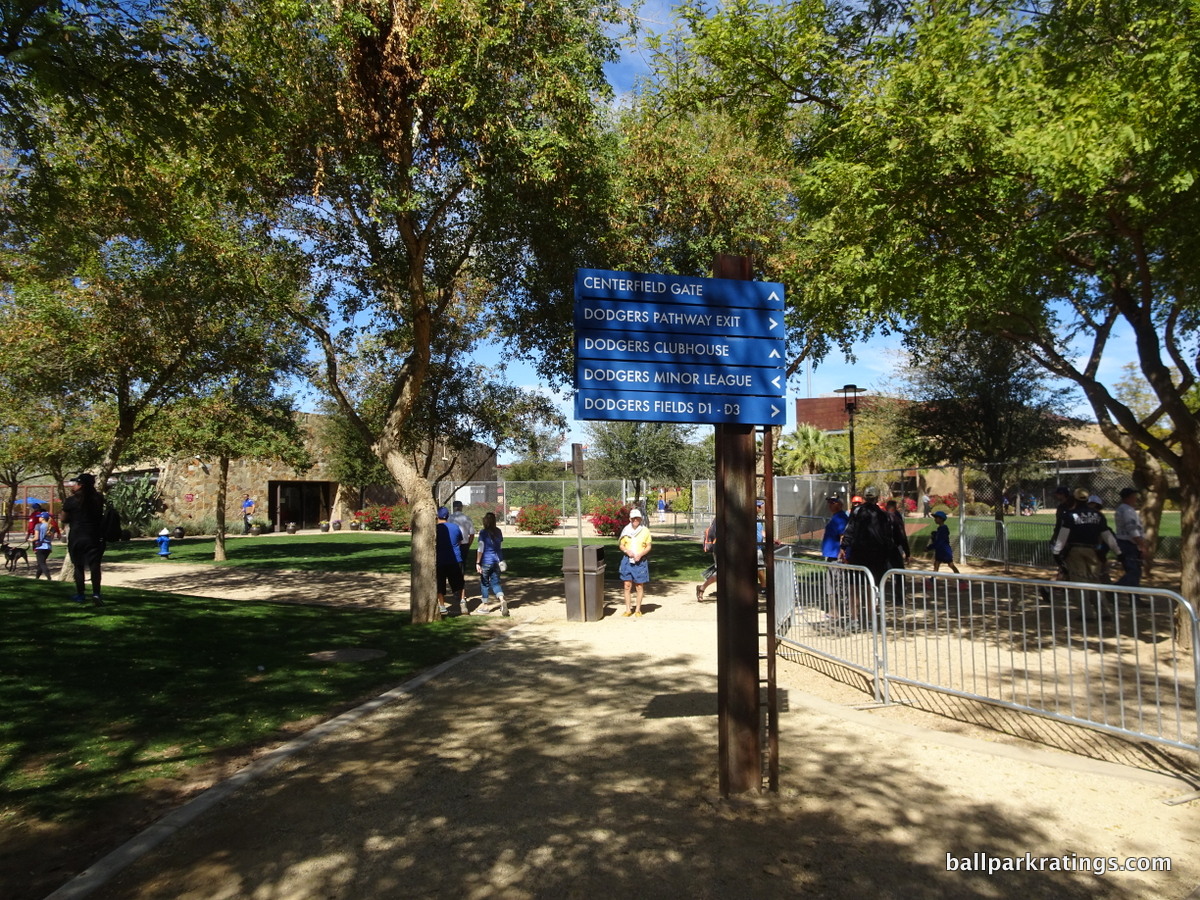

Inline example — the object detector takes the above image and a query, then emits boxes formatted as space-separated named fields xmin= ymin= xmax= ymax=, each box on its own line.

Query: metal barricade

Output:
xmin=774 ymin=551 xmax=885 ymax=702
xmin=775 ymin=551 xmax=1200 ymax=765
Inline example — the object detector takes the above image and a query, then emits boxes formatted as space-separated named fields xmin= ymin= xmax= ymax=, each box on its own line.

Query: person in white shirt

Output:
xmin=1114 ymin=488 xmax=1147 ymax=587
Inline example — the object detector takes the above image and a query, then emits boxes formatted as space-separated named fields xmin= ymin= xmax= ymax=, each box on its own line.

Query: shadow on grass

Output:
xmin=0 ymin=578 xmax=484 ymax=831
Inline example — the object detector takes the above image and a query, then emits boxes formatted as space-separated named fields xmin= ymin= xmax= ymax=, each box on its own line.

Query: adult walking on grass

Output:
xmin=475 ymin=512 xmax=508 ymax=616
xmin=61 ymin=473 xmax=106 ymax=605
xmin=619 ymin=509 xmax=652 ymax=617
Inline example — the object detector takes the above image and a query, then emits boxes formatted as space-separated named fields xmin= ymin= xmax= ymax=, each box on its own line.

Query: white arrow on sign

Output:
xmin=769 ymin=317 xmax=779 ymax=330
xmin=768 ymin=348 xmax=781 ymax=359
xmin=767 ymin=290 xmax=782 ymax=304
xmin=771 ymin=404 xmax=782 ymax=417
xmin=771 ymin=375 xmax=782 ymax=389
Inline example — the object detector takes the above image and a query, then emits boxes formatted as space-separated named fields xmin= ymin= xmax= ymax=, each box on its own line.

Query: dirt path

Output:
xmin=23 ymin=559 xmax=1191 ymax=900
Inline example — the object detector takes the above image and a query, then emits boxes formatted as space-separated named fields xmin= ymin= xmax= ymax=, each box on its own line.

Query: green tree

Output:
xmin=583 ymin=421 xmax=697 ymax=504
xmin=225 ymin=0 xmax=626 ymax=622
xmin=653 ymin=0 xmax=1200 ymax=641
xmin=775 ymin=424 xmax=842 ymax=476
xmin=889 ymin=333 xmax=1074 ymax=518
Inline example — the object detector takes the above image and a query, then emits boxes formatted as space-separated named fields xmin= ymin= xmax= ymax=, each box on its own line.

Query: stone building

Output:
xmin=124 ymin=414 xmax=498 ymax=531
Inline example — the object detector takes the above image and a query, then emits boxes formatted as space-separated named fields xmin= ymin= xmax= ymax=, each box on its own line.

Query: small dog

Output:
xmin=3 ymin=541 xmax=29 ymax=572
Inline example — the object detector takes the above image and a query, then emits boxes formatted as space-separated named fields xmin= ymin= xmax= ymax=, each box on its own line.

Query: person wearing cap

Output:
xmin=32 ymin=511 xmax=55 ymax=580
xmin=928 ymin=511 xmax=959 ymax=575
xmin=821 ymin=496 xmax=849 ymax=562
xmin=1114 ymin=488 xmax=1147 ymax=588
xmin=618 ymin=508 xmax=652 ymax=617
xmin=449 ymin=500 xmax=475 ymax=608
xmin=60 ymin=473 xmax=106 ymax=605
xmin=435 ymin=506 xmax=465 ymax=616
xmin=1051 ymin=488 xmax=1119 ymax=584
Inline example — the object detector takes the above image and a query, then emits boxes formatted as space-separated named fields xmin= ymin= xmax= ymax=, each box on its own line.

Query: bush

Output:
xmin=930 ymin=492 xmax=959 ymax=511
xmin=672 ymin=488 xmax=692 ymax=514
xmin=106 ymin=474 xmax=162 ymax=535
xmin=588 ymin=497 xmax=630 ymax=537
xmin=355 ymin=504 xmax=409 ymax=531
xmin=516 ymin=503 xmax=560 ymax=535
xmin=903 ymin=497 xmax=917 ymax=514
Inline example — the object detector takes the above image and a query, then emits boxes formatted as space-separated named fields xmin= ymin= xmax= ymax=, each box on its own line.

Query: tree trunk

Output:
xmin=1175 ymin=478 xmax=1200 ymax=652
xmin=213 ymin=455 xmax=229 ymax=562
xmin=1131 ymin=459 xmax=1170 ymax=578
xmin=379 ymin=445 xmax=438 ymax=623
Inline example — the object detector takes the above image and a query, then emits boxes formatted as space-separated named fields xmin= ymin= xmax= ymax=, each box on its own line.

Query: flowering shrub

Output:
xmin=516 ymin=503 xmax=560 ymax=534
xmin=929 ymin=492 xmax=959 ymax=512
xmin=903 ymin=497 xmax=917 ymax=514
xmin=355 ymin=503 xmax=411 ymax=531
xmin=588 ymin=497 xmax=631 ymax=537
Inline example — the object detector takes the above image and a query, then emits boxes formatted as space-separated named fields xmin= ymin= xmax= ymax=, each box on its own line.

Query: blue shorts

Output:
xmin=619 ymin=556 xmax=650 ymax=585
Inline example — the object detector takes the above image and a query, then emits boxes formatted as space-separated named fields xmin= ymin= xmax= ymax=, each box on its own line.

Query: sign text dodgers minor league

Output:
xmin=573 ymin=268 xmax=787 ymax=426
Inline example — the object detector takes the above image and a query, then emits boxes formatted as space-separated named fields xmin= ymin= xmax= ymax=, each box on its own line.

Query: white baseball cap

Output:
xmin=628 ymin=509 xmax=644 ymax=519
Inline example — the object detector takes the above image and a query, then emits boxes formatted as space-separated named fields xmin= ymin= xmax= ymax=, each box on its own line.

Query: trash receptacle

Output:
xmin=563 ymin=545 xmax=606 ymax=621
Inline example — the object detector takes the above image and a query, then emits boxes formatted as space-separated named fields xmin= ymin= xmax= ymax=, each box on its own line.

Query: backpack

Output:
xmin=103 ymin=502 xmax=124 ymax=543
xmin=702 ymin=522 xmax=716 ymax=553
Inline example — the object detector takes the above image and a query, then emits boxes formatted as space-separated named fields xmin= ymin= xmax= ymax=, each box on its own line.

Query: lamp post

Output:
xmin=834 ymin=384 xmax=862 ymax=497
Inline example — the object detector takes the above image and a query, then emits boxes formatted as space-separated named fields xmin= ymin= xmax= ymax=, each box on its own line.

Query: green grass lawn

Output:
xmin=106 ymin=530 xmax=715 ymax=582
xmin=0 ymin=577 xmax=483 ymax=828
xmin=3 ymin=531 xmax=712 ymax=834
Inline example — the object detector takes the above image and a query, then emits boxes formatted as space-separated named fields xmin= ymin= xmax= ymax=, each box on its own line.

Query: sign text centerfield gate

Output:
xmin=573 ymin=268 xmax=787 ymax=427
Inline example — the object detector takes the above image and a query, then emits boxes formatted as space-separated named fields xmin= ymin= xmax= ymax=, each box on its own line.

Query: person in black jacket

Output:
xmin=61 ymin=473 xmax=106 ymax=605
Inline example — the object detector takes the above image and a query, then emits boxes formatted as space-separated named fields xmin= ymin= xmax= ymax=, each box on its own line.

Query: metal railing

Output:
xmin=774 ymin=551 xmax=1200 ymax=766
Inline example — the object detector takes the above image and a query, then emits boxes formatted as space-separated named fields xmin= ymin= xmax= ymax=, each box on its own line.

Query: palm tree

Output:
xmin=775 ymin=424 xmax=842 ymax=475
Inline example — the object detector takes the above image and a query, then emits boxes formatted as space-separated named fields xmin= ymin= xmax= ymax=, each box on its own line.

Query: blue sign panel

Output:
xmin=576 ymin=298 xmax=784 ymax=339
xmin=577 ymin=331 xmax=784 ymax=368
xmin=576 ymin=269 xmax=784 ymax=310
xmin=576 ymin=360 xmax=785 ymax=397
xmin=575 ymin=390 xmax=786 ymax=425
xmin=572 ymin=267 xmax=788 ymax=427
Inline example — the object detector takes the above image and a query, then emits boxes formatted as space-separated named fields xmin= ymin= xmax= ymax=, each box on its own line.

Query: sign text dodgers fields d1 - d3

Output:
xmin=574 ymin=391 xmax=786 ymax=426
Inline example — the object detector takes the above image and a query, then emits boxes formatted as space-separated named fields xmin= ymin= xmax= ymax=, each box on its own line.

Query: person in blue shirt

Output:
xmin=929 ymin=511 xmax=960 ymax=574
xmin=821 ymin=496 xmax=849 ymax=561
xmin=32 ymin=512 xmax=56 ymax=580
xmin=435 ymin=506 xmax=464 ymax=616
xmin=474 ymin=512 xmax=507 ymax=616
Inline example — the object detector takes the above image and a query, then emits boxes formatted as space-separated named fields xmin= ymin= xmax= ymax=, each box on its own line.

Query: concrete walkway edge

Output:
xmin=42 ymin=626 xmax=527 ymax=900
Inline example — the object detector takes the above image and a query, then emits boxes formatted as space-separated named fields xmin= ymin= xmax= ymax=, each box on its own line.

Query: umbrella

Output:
xmin=18 ymin=498 xmax=47 ymax=506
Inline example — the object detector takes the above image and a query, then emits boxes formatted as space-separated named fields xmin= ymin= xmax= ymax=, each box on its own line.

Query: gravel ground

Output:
xmin=35 ymin=562 xmax=1198 ymax=900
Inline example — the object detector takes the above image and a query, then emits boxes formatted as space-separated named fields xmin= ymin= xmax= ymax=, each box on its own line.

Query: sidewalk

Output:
xmin=46 ymin=567 xmax=1199 ymax=900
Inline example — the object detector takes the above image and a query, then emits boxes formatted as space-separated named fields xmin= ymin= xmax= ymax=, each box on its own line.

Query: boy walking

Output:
xmin=929 ymin=511 xmax=960 ymax=574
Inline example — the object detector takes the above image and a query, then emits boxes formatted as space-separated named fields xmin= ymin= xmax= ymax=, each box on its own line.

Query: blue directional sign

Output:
xmin=576 ymin=360 xmax=785 ymax=396
xmin=575 ymin=390 xmax=786 ymax=425
xmin=573 ymin=267 xmax=788 ymax=426
xmin=576 ymin=269 xmax=784 ymax=310
xmin=576 ymin=332 xmax=783 ymax=368
xmin=576 ymin=298 xmax=784 ymax=339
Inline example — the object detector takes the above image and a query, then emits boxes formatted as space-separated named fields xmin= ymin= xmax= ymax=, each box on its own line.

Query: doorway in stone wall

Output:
xmin=267 ymin=481 xmax=334 ymax=530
